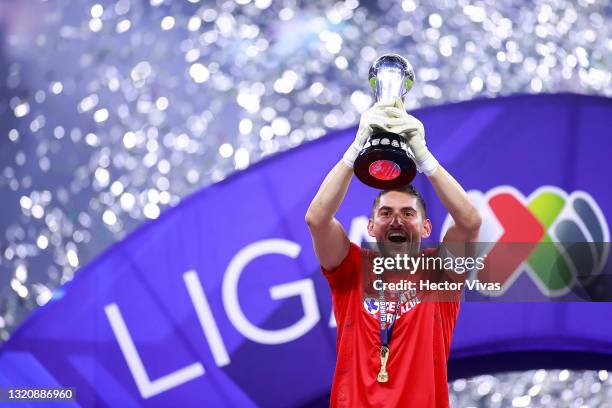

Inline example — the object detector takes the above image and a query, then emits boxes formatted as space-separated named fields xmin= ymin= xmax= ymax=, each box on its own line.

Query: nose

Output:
xmin=390 ymin=213 xmax=403 ymax=226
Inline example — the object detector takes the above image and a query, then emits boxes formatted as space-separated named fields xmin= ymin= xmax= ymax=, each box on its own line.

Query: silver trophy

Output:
xmin=354 ymin=53 xmax=417 ymax=189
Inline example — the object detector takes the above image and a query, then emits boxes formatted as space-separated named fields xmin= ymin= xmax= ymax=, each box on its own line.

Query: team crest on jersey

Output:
xmin=363 ymin=291 xmax=421 ymax=319
xmin=363 ymin=297 xmax=379 ymax=315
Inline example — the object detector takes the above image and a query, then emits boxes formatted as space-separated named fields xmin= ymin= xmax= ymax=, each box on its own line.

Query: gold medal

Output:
xmin=377 ymin=346 xmax=390 ymax=383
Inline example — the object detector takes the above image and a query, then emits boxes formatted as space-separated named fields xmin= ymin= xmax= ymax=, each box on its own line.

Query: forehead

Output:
xmin=376 ymin=191 xmax=419 ymax=210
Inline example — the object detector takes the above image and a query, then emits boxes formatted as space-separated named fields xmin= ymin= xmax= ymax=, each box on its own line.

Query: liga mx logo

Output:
xmin=441 ymin=186 xmax=610 ymax=297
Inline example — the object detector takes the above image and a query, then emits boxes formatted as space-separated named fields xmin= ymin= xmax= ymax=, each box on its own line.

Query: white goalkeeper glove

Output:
xmin=342 ymin=99 xmax=407 ymax=168
xmin=382 ymin=97 xmax=439 ymax=176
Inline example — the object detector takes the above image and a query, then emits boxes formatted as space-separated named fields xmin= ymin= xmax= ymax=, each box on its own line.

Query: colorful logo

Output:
xmin=440 ymin=186 xmax=610 ymax=297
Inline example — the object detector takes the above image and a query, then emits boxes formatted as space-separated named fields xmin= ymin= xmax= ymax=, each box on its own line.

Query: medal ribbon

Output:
xmin=378 ymin=279 xmax=402 ymax=347
xmin=376 ymin=275 xmax=402 ymax=383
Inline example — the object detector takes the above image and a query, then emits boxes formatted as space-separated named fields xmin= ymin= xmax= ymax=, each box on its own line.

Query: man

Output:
xmin=305 ymin=97 xmax=481 ymax=407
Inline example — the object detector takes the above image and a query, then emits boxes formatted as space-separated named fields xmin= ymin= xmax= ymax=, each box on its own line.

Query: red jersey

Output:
xmin=323 ymin=242 xmax=461 ymax=408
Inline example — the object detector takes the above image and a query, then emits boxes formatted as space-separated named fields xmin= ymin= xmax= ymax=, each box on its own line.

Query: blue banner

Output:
xmin=1 ymin=94 xmax=611 ymax=407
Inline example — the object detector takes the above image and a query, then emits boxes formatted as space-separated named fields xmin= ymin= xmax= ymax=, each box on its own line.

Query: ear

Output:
xmin=367 ymin=218 xmax=376 ymax=237
xmin=421 ymin=218 xmax=432 ymax=239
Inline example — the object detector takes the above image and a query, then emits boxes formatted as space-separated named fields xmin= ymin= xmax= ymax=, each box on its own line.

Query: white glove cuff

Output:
xmin=416 ymin=150 xmax=439 ymax=176
xmin=342 ymin=142 xmax=361 ymax=168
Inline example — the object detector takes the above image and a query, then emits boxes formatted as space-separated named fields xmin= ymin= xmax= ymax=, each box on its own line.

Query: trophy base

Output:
xmin=354 ymin=132 xmax=417 ymax=190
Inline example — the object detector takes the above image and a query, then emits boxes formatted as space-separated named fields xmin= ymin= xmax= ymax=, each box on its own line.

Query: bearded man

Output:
xmin=305 ymin=98 xmax=482 ymax=407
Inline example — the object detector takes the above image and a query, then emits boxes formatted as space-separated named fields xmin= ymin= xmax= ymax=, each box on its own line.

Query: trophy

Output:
xmin=354 ymin=54 xmax=417 ymax=190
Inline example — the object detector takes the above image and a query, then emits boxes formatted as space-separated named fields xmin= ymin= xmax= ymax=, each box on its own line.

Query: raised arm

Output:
xmin=306 ymin=100 xmax=401 ymax=270
xmin=428 ymin=166 xmax=481 ymax=244
xmin=383 ymin=98 xmax=482 ymax=247
xmin=305 ymin=161 xmax=353 ymax=271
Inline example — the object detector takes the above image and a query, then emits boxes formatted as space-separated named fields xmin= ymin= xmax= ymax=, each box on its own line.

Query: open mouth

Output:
xmin=387 ymin=231 xmax=408 ymax=243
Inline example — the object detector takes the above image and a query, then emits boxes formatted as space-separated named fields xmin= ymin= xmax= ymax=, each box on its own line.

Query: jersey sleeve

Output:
xmin=321 ymin=241 xmax=362 ymax=293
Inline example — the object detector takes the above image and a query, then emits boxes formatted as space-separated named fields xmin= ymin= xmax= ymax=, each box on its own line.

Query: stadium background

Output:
xmin=1 ymin=0 xmax=611 ymax=406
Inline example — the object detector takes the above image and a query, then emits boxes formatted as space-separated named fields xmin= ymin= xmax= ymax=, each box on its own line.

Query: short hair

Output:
xmin=371 ymin=185 xmax=427 ymax=219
